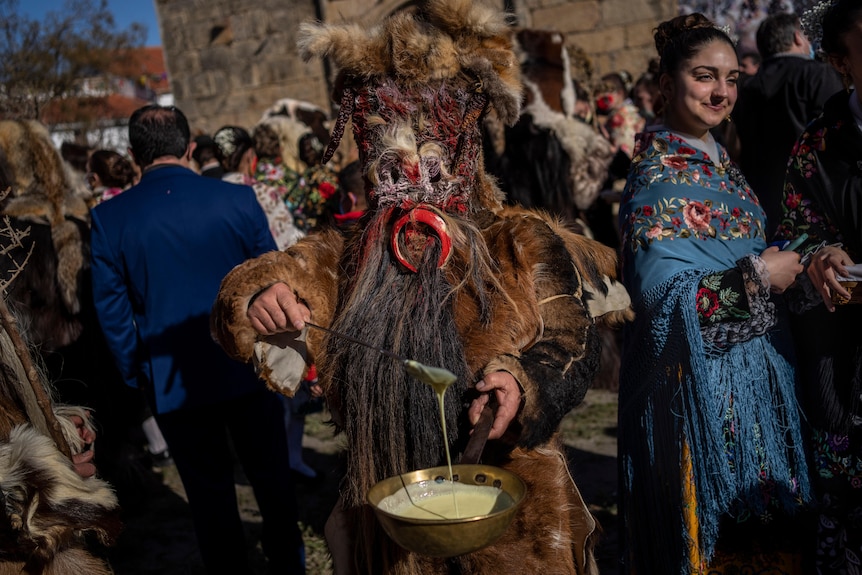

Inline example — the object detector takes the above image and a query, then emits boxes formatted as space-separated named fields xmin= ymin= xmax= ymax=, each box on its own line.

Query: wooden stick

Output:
xmin=0 ymin=296 xmax=71 ymax=459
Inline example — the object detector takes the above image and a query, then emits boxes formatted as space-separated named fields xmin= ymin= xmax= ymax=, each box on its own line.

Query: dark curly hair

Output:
xmin=654 ymin=13 xmax=736 ymax=77
xmin=87 ymin=149 xmax=136 ymax=188
xmin=252 ymin=123 xmax=282 ymax=160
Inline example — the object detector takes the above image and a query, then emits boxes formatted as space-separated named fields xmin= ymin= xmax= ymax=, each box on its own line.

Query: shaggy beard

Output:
xmin=323 ymin=207 xmax=489 ymax=509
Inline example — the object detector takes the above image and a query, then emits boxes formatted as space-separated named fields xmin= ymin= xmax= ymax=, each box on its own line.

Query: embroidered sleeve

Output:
xmin=699 ymin=254 xmax=777 ymax=348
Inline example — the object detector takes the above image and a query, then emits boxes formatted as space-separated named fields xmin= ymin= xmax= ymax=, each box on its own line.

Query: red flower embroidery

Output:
xmin=696 ymin=287 xmax=719 ymax=318
xmin=662 ymin=156 xmax=688 ymax=170
xmin=645 ymin=224 xmax=663 ymax=239
xmin=642 ymin=205 xmax=654 ymax=217
xmin=786 ymin=192 xmax=802 ymax=210
xmin=678 ymin=146 xmax=697 ymax=155
xmin=683 ymin=201 xmax=712 ymax=231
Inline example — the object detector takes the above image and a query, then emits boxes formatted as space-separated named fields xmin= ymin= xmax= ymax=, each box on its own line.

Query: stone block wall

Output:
xmin=518 ymin=0 xmax=676 ymax=83
xmin=155 ymin=0 xmax=677 ymax=134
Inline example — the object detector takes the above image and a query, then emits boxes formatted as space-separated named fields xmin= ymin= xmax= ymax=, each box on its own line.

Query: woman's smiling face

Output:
xmin=661 ymin=39 xmax=740 ymax=139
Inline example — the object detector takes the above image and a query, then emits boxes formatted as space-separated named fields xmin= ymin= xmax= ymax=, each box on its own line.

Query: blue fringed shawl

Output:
xmin=617 ymin=130 xmax=810 ymax=574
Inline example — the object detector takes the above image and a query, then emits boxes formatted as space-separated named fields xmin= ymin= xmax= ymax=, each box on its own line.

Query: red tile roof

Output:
xmin=40 ymin=94 xmax=152 ymax=125
xmin=108 ymin=46 xmax=170 ymax=95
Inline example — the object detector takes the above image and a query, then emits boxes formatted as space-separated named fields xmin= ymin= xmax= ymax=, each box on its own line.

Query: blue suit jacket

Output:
xmin=91 ymin=164 xmax=278 ymax=414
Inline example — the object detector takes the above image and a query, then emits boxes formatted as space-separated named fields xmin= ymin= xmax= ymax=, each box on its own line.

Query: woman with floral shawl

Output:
xmin=617 ymin=13 xmax=811 ymax=575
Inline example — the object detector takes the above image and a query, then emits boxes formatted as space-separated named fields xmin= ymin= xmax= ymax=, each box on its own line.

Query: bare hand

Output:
xmin=72 ymin=449 xmax=96 ymax=479
xmin=759 ymin=246 xmax=803 ymax=293
xmin=68 ymin=413 xmax=96 ymax=478
xmin=248 ymin=282 xmax=310 ymax=335
xmin=468 ymin=371 xmax=522 ymax=440
xmin=308 ymin=382 xmax=324 ymax=398
xmin=807 ymin=246 xmax=853 ymax=312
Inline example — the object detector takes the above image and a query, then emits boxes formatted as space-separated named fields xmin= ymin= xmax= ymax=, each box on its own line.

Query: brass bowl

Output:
xmin=367 ymin=464 xmax=526 ymax=558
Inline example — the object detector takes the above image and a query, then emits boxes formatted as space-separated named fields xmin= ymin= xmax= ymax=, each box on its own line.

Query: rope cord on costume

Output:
xmin=537 ymin=294 xmax=572 ymax=306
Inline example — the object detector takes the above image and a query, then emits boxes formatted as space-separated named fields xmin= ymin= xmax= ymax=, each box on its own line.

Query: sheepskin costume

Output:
xmin=0 ymin=318 xmax=120 ymax=575
xmin=211 ymin=1 xmax=633 ymax=574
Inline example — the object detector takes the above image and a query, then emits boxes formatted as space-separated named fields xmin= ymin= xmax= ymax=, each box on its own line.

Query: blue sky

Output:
xmin=18 ymin=0 xmax=161 ymax=46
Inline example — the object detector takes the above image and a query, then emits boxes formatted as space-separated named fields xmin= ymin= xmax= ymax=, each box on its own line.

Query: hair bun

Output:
xmin=654 ymin=13 xmax=716 ymax=56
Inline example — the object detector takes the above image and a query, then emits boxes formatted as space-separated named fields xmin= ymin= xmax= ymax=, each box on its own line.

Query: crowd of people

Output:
xmin=0 ymin=0 xmax=859 ymax=573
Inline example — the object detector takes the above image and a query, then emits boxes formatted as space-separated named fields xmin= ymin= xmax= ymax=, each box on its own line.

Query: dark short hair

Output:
xmin=298 ymin=133 xmax=324 ymax=167
xmin=756 ymin=13 xmax=799 ymax=59
xmin=338 ymin=160 xmax=365 ymax=196
xmin=740 ymin=50 xmax=761 ymax=65
xmin=192 ymin=135 xmax=218 ymax=166
xmin=128 ymin=105 xmax=191 ymax=168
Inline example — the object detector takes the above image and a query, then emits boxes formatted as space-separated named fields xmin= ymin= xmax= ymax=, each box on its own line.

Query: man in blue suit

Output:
xmin=91 ymin=104 xmax=306 ymax=574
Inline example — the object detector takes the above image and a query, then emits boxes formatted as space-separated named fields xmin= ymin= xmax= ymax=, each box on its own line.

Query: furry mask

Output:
xmin=298 ymin=0 xmax=523 ymax=214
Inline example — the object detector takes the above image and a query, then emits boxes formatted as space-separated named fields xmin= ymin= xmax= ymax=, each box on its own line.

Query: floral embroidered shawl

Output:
xmin=617 ymin=130 xmax=810 ymax=574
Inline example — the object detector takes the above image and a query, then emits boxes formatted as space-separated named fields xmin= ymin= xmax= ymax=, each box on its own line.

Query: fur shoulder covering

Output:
xmin=498 ymin=206 xmax=634 ymax=327
xmin=0 ymin=425 xmax=120 ymax=573
xmin=212 ymin=229 xmax=344 ymax=365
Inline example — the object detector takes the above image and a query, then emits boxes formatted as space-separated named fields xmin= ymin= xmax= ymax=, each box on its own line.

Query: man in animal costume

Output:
xmin=211 ymin=1 xmax=632 ymax=573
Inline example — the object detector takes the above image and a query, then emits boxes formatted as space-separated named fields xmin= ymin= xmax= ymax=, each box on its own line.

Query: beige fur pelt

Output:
xmin=0 ymin=304 xmax=121 ymax=574
xmin=0 ymin=120 xmax=89 ymax=320
xmin=0 ymin=425 xmax=120 ymax=575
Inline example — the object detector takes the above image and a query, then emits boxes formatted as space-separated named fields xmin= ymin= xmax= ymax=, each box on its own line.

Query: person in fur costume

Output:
xmin=0 ymin=217 xmax=121 ymax=574
xmin=210 ymin=1 xmax=633 ymax=574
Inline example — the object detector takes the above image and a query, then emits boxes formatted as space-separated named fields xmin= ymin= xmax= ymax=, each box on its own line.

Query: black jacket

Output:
xmin=733 ymin=54 xmax=843 ymax=236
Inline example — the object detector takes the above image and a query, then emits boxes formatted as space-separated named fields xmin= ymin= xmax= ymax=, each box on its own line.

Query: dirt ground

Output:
xmin=104 ymin=388 xmax=620 ymax=575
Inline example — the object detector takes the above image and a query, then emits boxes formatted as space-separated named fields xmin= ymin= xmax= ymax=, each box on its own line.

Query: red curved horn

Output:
xmin=390 ymin=207 xmax=453 ymax=273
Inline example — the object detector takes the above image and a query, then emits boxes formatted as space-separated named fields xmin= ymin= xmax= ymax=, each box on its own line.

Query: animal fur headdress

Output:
xmin=298 ymin=0 xmax=523 ymax=213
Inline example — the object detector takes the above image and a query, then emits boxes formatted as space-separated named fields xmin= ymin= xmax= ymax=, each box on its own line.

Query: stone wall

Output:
xmin=155 ymin=0 xmax=677 ymax=134
xmin=519 ymin=0 xmax=676 ymax=81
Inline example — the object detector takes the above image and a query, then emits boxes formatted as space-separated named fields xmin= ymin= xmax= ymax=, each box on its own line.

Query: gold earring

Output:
xmin=725 ymin=114 xmax=732 ymax=123
xmin=843 ymin=73 xmax=852 ymax=94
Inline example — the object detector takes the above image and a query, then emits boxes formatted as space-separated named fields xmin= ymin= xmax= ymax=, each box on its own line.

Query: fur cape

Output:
xmin=0 ymin=318 xmax=120 ymax=574
xmin=0 ymin=424 xmax=120 ymax=575
xmin=212 ymin=1 xmax=633 ymax=574
xmin=0 ymin=120 xmax=92 ymax=351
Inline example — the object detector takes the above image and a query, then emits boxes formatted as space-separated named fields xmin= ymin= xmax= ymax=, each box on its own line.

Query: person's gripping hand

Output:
xmin=759 ymin=246 xmax=803 ymax=293
xmin=807 ymin=246 xmax=853 ymax=312
xmin=69 ymin=413 xmax=97 ymax=479
xmin=247 ymin=282 xmax=310 ymax=335
xmin=468 ymin=371 xmax=523 ymax=440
